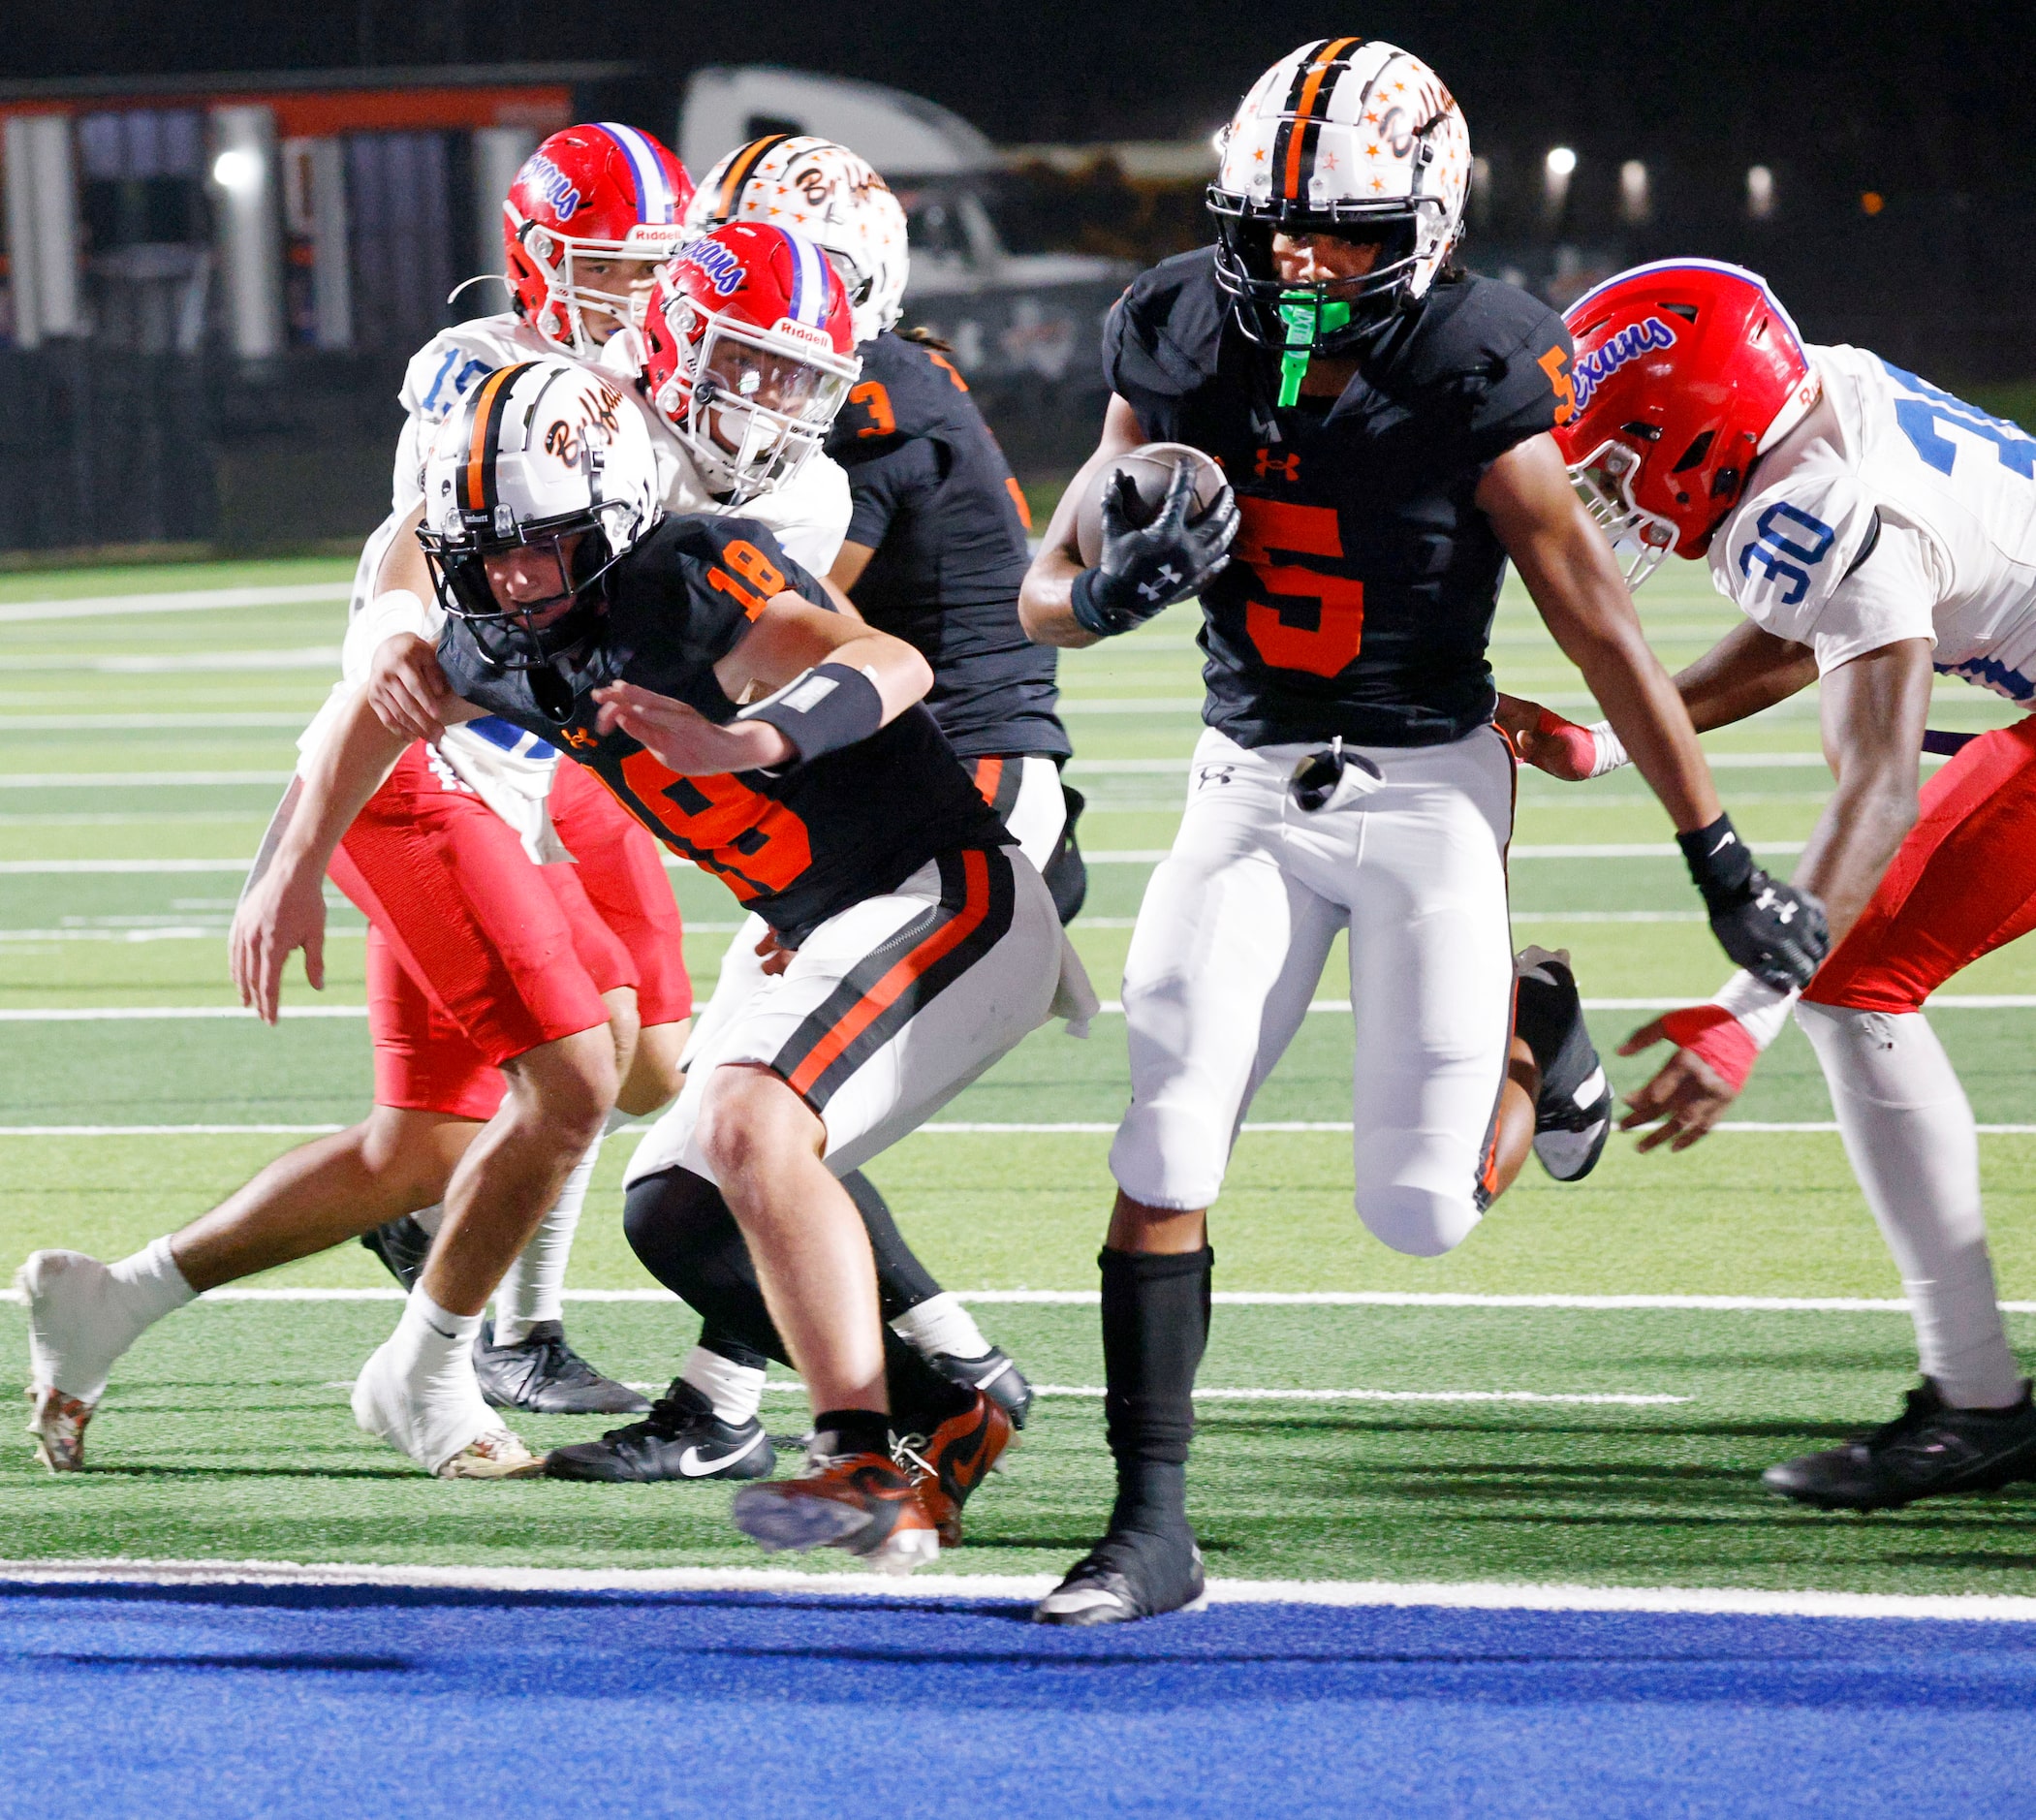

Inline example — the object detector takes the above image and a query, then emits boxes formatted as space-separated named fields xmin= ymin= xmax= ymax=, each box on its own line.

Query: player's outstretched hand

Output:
xmin=1494 ymin=693 xmax=1598 ymax=781
xmin=1615 ymin=1019 xmax=1738 ymax=1152
xmin=230 ymin=863 xmax=327 ymax=1025
xmin=366 ymin=633 xmax=455 ymax=743
xmin=593 ymin=681 xmax=794 ymax=775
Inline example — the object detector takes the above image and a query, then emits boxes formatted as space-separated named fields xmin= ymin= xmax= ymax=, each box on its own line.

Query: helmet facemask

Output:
xmin=419 ymin=502 xmax=628 ymax=683
xmin=656 ymin=301 xmax=857 ymax=505
xmin=513 ymin=217 xmax=675 ymax=358
xmin=1566 ymin=438 xmax=1680 ymax=588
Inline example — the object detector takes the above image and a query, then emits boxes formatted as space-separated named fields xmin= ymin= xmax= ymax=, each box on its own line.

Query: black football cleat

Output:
xmin=1033 ymin=1525 xmax=1206 ymax=1626
xmin=1764 ymin=1378 xmax=2036 ymax=1513
xmin=1514 ymin=946 xmax=1613 ymax=1182
xmin=925 ymin=1345 xmax=1035 ymax=1429
xmin=545 ymin=1378 xmax=774 ymax=1482
xmin=472 ymin=1319 xmax=649 ymax=1417
xmin=360 ymin=1214 xmax=432 ymax=1292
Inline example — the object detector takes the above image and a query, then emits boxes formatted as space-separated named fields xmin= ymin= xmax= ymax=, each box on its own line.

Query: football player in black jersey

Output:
xmin=547 ymin=134 xmax=1083 ymax=1491
xmin=239 ymin=358 xmax=1072 ymax=1568
xmin=1018 ymin=39 xmax=1832 ymax=1623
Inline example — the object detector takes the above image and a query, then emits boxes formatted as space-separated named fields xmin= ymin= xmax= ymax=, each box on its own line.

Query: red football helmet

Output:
xmin=503 ymin=123 xmax=695 ymax=356
xmin=1554 ymin=259 xmax=1823 ymax=585
xmin=641 ymin=222 xmax=860 ymax=505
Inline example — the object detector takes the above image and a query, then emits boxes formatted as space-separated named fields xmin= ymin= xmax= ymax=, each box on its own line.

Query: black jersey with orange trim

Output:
xmin=1104 ymin=249 xmax=1574 ymax=749
xmin=824 ymin=331 xmax=1068 ymax=761
xmin=435 ymin=513 xmax=1009 ymax=946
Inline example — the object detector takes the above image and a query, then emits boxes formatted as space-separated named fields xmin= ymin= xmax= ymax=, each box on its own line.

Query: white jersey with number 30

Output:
xmin=1709 ymin=343 xmax=2036 ymax=702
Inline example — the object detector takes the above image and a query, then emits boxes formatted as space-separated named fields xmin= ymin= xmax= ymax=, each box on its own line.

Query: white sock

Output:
xmin=679 ymin=1343 xmax=767 ymax=1426
xmin=411 ymin=1203 xmax=445 ymax=1239
xmin=373 ymin=1290 xmax=494 ymax=1469
xmin=111 ymin=1236 xmax=198 ymax=1330
xmin=491 ymin=1134 xmax=601 ymax=1346
xmin=1797 ymin=1002 xmax=2024 ymax=1408
xmin=890 ymin=1291 xmax=992 ymax=1363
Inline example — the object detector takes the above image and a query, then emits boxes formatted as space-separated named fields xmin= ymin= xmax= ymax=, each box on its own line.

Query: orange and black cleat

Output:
xmin=894 ymin=1391 xmax=1016 ymax=1548
xmin=731 ymin=1445 xmax=938 ymax=1575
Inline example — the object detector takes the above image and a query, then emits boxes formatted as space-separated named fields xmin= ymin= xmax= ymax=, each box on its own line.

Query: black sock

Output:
xmin=813 ymin=1408 xmax=891 ymax=1459
xmin=885 ymin=1328 xmax=974 ymax=1434
xmin=844 ymin=1170 xmax=944 ymax=1321
xmin=1100 ymin=1244 xmax=1213 ymax=1535
xmin=623 ymin=1168 xmax=790 ymax=1366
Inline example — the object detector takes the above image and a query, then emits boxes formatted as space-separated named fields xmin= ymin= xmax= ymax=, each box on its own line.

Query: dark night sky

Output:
xmin=7 ymin=1 xmax=2033 ymax=184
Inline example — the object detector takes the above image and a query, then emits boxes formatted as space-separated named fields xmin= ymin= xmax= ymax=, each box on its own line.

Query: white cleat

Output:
xmin=434 ymin=1429 xmax=545 ymax=1480
xmin=350 ymin=1331 xmax=540 ymax=1479
xmin=17 ymin=1249 xmax=135 ymax=1468
xmin=25 ymin=1384 xmax=94 ymax=1473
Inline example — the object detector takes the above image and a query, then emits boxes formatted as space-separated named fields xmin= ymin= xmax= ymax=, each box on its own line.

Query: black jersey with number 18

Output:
xmin=434 ymin=514 xmax=1008 ymax=945
xmin=1104 ymin=248 xmax=1576 ymax=749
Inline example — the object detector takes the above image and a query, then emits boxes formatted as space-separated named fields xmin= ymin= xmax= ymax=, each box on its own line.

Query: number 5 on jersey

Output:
xmin=1237 ymin=497 xmax=1364 ymax=676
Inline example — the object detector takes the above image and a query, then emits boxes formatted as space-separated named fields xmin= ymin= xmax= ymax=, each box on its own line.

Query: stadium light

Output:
xmin=1543 ymin=146 xmax=1575 ymax=218
xmin=212 ymin=147 xmax=263 ymax=194
xmin=1619 ymin=159 xmax=1650 ymax=224
xmin=1747 ymin=165 xmax=1775 ymax=220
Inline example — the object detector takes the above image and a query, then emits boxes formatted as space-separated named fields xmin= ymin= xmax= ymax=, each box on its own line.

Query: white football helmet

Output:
xmin=419 ymin=359 xmax=662 ymax=677
xmin=1208 ymin=38 xmax=1472 ymax=353
xmin=684 ymin=134 xmax=909 ymax=345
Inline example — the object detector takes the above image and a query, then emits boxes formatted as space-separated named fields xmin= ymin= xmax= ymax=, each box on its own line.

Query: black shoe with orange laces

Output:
xmin=893 ymin=1391 xmax=1016 ymax=1548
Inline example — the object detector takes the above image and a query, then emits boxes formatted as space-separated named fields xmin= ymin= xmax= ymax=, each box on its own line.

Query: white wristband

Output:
xmin=360 ymin=587 xmax=433 ymax=646
xmin=1712 ymin=969 xmax=1800 ymax=1051
xmin=1585 ymin=720 xmax=1630 ymax=778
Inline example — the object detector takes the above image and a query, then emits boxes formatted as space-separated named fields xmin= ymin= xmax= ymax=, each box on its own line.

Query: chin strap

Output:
xmin=1276 ymin=292 xmax=1352 ymax=406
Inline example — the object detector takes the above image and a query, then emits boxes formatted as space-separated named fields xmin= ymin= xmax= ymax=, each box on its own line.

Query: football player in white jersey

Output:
xmin=1509 ymin=258 xmax=2036 ymax=1512
xmin=349 ymin=122 xmax=851 ymax=1404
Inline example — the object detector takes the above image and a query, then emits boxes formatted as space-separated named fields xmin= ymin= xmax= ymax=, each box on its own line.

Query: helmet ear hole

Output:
xmin=1670 ymin=429 xmax=1714 ymax=474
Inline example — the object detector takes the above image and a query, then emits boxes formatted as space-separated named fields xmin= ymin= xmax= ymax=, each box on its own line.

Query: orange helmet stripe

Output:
xmin=462 ymin=365 xmax=520 ymax=512
xmin=1283 ymin=36 xmax=1363 ymax=201
xmin=714 ymin=134 xmax=794 ymax=220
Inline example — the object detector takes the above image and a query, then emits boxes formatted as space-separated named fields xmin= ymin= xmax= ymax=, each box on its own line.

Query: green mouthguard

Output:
xmin=1276 ymin=293 xmax=1352 ymax=407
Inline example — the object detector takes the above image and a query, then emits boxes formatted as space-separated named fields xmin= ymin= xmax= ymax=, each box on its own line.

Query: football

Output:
xmin=1073 ymin=442 xmax=1228 ymax=567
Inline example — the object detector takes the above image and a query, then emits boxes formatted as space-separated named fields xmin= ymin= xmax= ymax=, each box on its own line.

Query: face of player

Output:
xmin=571 ymin=256 xmax=660 ymax=345
xmin=1270 ymin=233 xmax=1384 ymax=289
xmin=700 ymin=339 xmax=835 ymax=455
xmin=483 ymin=531 xmax=585 ymax=624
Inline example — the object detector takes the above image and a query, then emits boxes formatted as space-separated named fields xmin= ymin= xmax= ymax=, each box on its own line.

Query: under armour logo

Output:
xmin=1756 ymin=886 xmax=1797 ymax=924
xmin=1255 ymin=448 xmax=1300 ymax=482
xmin=1196 ymin=764 xmax=1237 ymax=788
xmin=1138 ymin=564 xmax=1182 ymax=602
xmin=559 ymin=726 xmax=598 ymax=750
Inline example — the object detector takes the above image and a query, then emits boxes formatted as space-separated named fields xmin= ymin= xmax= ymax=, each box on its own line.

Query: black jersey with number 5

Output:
xmin=1104 ymin=248 xmax=1575 ymax=749
xmin=434 ymin=514 xmax=1008 ymax=945
xmin=824 ymin=331 xmax=1069 ymax=760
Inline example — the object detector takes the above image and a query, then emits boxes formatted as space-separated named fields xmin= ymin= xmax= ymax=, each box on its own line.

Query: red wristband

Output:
xmin=1658 ymin=1003 xmax=1760 ymax=1092
xmin=1535 ymin=706 xmax=1599 ymax=775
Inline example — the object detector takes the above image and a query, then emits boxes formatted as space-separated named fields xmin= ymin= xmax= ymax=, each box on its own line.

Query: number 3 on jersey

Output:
xmin=1237 ymin=498 xmax=1364 ymax=677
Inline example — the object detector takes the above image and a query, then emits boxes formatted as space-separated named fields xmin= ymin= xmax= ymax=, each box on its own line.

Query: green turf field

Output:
xmin=5 ymin=552 xmax=2036 ymax=1589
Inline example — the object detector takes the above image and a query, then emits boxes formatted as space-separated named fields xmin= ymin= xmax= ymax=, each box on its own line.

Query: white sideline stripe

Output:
xmin=0 ymin=861 xmax=252 ymax=873
xmin=0 ymin=770 xmax=297 ymax=789
xmin=0 ymin=582 xmax=350 ymax=624
xmin=8 ymin=1286 xmax=2035 ymax=1315
xmin=4 ymin=1558 xmax=2036 ymax=1622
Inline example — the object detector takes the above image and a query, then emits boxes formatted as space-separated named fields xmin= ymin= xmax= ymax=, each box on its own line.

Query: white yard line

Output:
xmin=7 ymin=1119 xmax=2036 ymax=1138
xmin=0 ymin=712 xmax=311 ymax=731
xmin=0 ymin=771 xmax=298 ymax=788
xmin=12 ymin=648 xmax=341 ymax=674
xmin=0 ymin=1006 xmax=366 ymax=1020
xmin=1 ymin=1557 xmax=2033 ymax=1621
xmin=0 ymin=582 xmax=350 ymax=624
xmin=6 ymin=1284 xmax=2032 ymax=1314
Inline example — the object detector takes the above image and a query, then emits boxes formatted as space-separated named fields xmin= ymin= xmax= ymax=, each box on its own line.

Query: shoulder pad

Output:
xmin=1381 ymin=276 xmax=1576 ymax=461
xmin=1710 ymin=455 xmax=1879 ymax=644
xmin=397 ymin=316 xmax=539 ymax=424
xmin=830 ymin=332 xmax=968 ymax=455
xmin=1104 ymin=247 xmax=1225 ymax=405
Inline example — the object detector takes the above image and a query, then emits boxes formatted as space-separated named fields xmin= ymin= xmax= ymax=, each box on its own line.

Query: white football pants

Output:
xmin=1111 ymin=725 xmax=1516 ymax=1257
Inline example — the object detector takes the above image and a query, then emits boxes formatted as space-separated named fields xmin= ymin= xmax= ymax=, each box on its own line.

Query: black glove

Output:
xmin=1678 ymin=813 xmax=1831 ymax=991
xmin=1070 ymin=458 xmax=1239 ymax=638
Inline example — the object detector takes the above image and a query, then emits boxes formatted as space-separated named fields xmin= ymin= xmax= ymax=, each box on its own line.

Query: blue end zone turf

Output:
xmin=7 ymin=1584 xmax=2036 ymax=1817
